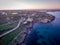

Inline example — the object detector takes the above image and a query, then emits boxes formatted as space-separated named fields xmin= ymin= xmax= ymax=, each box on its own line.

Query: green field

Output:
xmin=0 ymin=20 xmax=19 ymax=34
xmin=0 ymin=20 xmax=31 ymax=45
xmin=0 ymin=25 xmax=23 ymax=45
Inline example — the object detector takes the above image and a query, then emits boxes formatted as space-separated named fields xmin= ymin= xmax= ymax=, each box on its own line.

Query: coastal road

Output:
xmin=0 ymin=18 xmax=24 ymax=38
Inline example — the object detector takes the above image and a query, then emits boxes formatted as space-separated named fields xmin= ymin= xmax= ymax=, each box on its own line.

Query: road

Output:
xmin=0 ymin=18 xmax=24 ymax=38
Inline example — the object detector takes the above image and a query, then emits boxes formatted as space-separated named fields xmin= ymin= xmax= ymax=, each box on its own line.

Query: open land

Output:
xmin=0 ymin=10 xmax=55 ymax=45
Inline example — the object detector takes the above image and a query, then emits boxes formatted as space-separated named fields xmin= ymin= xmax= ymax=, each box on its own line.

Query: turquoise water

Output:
xmin=25 ymin=12 xmax=60 ymax=45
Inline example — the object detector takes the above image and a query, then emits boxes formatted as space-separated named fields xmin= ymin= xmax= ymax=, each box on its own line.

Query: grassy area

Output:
xmin=0 ymin=26 xmax=23 ymax=45
xmin=0 ymin=20 xmax=32 ymax=45
xmin=0 ymin=20 xmax=19 ymax=34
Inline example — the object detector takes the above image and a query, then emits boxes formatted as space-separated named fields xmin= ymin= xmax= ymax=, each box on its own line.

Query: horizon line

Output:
xmin=0 ymin=8 xmax=60 ymax=10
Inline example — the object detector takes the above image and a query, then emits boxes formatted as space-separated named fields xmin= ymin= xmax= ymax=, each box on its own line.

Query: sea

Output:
xmin=25 ymin=11 xmax=60 ymax=45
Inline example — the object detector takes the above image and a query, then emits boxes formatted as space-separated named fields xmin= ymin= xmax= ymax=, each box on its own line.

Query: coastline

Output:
xmin=10 ymin=12 xmax=55 ymax=45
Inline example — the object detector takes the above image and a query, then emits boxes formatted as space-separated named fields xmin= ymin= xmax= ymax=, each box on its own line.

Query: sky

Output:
xmin=0 ymin=0 xmax=60 ymax=10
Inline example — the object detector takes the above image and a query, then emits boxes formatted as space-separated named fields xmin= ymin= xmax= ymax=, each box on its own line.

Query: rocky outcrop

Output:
xmin=33 ymin=12 xmax=55 ymax=23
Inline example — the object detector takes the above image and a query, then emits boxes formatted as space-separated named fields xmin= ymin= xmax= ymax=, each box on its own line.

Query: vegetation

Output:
xmin=0 ymin=26 xmax=23 ymax=45
xmin=0 ymin=21 xmax=29 ymax=45
xmin=0 ymin=13 xmax=7 ymax=25
xmin=0 ymin=20 xmax=19 ymax=34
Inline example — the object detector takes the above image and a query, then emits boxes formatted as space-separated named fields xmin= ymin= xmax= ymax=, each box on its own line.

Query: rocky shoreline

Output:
xmin=32 ymin=12 xmax=55 ymax=23
xmin=10 ymin=12 xmax=55 ymax=45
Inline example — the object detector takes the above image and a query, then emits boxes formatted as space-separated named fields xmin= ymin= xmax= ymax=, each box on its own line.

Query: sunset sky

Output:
xmin=0 ymin=0 xmax=60 ymax=10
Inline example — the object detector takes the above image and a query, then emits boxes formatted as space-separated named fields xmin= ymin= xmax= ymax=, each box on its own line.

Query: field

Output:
xmin=0 ymin=21 xmax=29 ymax=45
xmin=0 ymin=18 xmax=29 ymax=45
xmin=0 ymin=20 xmax=18 ymax=35
xmin=0 ymin=25 xmax=23 ymax=45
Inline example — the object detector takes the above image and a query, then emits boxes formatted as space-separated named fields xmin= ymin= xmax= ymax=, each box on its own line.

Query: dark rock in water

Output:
xmin=41 ymin=41 xmax=47 ymax=45
xmin=39 ymin=35 xmax=45 ymax=39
